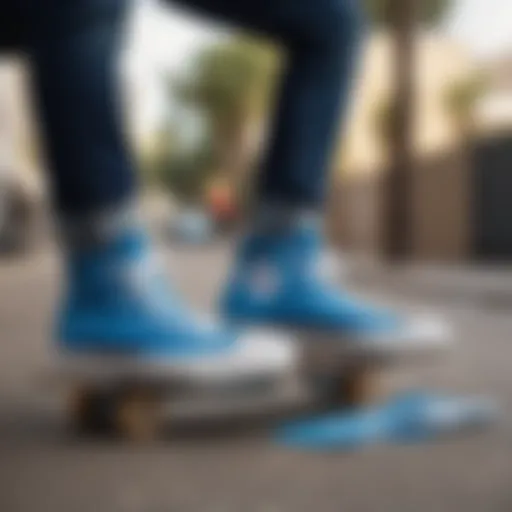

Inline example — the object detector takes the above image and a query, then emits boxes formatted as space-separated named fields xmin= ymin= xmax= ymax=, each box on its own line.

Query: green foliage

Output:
xmin=159 ymin=154 xmax=212 ymax=204
xmin=172 ymin=37 xmax=278 ymax=154
xmin=149 ymin=130 xmax=215 ymax=204
xmin=169 ymin=36 xmax=279 ymax=193
xmin=443 ymin=72 xmax=488 ymax=130
xmin=173 ymin=37 xmax=278 ymax=131
xmin=373 ymin=96 xmax=399 ymax=149
xmin=144 ymin=37 xmax=279 ymax=205
xmin=364 ymin=0 xmax=451 ymax=26
xmin=139 ymin=124 xmax=178 ymax=186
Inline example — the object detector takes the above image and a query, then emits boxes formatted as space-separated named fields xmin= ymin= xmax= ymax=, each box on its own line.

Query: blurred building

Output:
xmin=332 ymin=32 xmax=512 ymax=263
xmin=2 ymin=23 xmax=512 ymax=261
xmin=0 ymin=58 xmax=44 ymax=253
xmin=477 ymin=54 xmax=512 ymax=132
xmin=340 ymin=32 xmax=477 ymax=176
xmin=0 ymin=59 xmax=41 ymax=195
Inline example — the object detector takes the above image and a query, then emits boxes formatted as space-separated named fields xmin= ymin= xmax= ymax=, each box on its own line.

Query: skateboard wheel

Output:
xmin=68 ymin=386 xmax=162 ymax=441
xmin=336 ymin=367 xmax=380 ymax=407
xmin=114 ymin=389 xmax=161 ymax=442
xmin=68 ymin=386 xmax=113 ymax=435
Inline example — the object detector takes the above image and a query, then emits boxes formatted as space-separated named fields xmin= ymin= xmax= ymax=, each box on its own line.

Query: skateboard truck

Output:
xmin=45 ymin=352 xmax=297 ymax=442
xmin=298 ymin=313 xmax=452 ymax=409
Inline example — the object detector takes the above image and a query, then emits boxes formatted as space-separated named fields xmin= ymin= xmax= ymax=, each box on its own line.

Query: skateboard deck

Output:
xmin=44 ymin=351 xmax=300 ymax=441
xmin=44 ymin=317 xmax=450 ymax=442
xmin=298 ymin=314 xmax=451 ymax=409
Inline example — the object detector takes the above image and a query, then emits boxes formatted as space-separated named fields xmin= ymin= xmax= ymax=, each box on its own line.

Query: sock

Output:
xmin=57 ymin=200 xmax=143 ymax=253
xmin=251 ymin=202 xmax=322 ymax=235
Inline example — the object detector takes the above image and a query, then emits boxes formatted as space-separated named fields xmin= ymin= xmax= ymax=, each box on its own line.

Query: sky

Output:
xmin=131 ymin=0 xmax=512 ymax=71
xmin=444 ymin=0 xmax=512 ymax=57
xmin=126 ymin=0 xmax=512 ymax=136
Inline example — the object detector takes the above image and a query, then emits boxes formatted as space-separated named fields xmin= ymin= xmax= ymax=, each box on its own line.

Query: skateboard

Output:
xmin=299 ymin=314 xmax=451 ymax=409
xmin=46 ymin=317 xmax=449 ymax=442
xmin=45 ymin=352 xmax=300 ymax=442
xmin=304 ymin=345 xmax=428 ymax=410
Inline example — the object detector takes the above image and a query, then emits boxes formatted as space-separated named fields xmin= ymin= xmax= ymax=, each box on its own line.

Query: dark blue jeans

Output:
xmin=3 ymin=0 xmax=362 ymax=216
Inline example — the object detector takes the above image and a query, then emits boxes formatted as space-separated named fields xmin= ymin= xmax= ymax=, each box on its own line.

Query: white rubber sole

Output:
xmin=44 ymin=314 xmax=452 ymax=390
xmin=292 ymin=313 xmax=454 ymax=365
xmin=354 ymin=313 xmax=453 ymax=361
xmin=46 ymin=329 xmax=299 ymax=387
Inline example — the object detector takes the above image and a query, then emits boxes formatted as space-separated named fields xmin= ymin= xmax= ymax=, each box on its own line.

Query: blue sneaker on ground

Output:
xmin=275 ymin=391 xmax=499 ymax=451
xmin=221 ymin=221 xmax=450 ymax=359
xmin=55 ymin=228 xmax=296 ymax=383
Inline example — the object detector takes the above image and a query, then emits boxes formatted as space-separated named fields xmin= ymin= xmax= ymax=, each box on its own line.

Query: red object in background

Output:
xmin=208 ymin=185 xmax=237 ymax=224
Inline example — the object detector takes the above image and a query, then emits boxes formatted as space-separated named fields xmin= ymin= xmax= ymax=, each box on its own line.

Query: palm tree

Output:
xmin=365 ymin=0 xmax=450 ymax=26
xmin=364 ymin=0 xmax=451 ymax=260
xmin=173 ymin=37 xmax=278 ymax=192
xmin=443 ymin=73 xmax=487 ymax=143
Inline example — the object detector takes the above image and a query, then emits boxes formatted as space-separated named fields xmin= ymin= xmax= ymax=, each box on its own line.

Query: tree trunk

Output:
xmin=383 ymin=0 xmax=417 ymax=261
xmin=213 ymin=114 xmax=258 ymax=198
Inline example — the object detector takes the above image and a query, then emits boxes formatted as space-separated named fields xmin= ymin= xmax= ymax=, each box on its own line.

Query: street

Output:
xmin=0 ymin=244 xmax=511 ymax=512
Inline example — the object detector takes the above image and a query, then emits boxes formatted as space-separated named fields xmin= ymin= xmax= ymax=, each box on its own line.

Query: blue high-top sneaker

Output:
xmin=221 ymin=218 xmax=450 ymax=360
xmin=55 ymin=227 xmax=296 ymax=383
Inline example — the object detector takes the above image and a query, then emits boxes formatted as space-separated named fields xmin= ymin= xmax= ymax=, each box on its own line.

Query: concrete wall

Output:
xmin=409 ymin=150 xmax=472 ymax=261
xmin=330 ymin=149 xmax=473 ymax=262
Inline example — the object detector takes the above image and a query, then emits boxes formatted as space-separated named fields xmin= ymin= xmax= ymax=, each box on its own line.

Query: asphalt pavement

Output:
xmin=0 ymin=243 xmax=511 ymax=512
